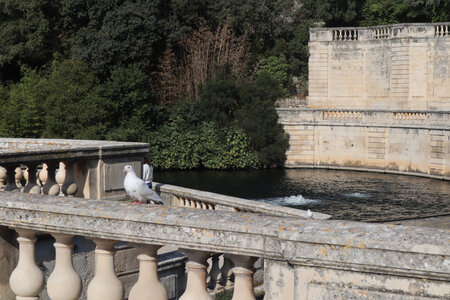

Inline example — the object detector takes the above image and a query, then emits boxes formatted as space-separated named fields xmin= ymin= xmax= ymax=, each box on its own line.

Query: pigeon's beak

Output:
xmin=123 ymin=168 xmax=127 ymax=173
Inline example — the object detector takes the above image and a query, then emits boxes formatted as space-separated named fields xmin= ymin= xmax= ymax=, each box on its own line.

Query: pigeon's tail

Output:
xmin=148 ymin=191 xmax=164 ymax=205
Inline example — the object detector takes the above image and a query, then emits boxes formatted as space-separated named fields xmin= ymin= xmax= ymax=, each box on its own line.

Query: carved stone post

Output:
xmin=87 ymin=239 xmax=123 ymax=300
xmin=219 ymin=256 xmax=234 ymax=288
xmin=9 ymin=229 xmax=45 ymax=299
xmin=56 ymin=161 xmax=78 ymax=197
xmin=179 ymin=250 xmax=211 ymax=300
xmin=47 ymin=234 xmax=82 ymax=300
xmin=0 ymin=166 xmax=7 ymax=190
xmin=129 ymin=245 xmax=168 ymax=300
xmin=15 ymin=167 xmax=23 ymax=189
xmin=42 ymin=162 xmax=60 ymax=196
xmin=227 ymin=255 xmax=257 ymax=300
xmin=61 ymin=161 xmax=78 ymax=197
xmin=4 ymin=165 xmax=19 ymax=191
xmin=23 ymin=164 xmax=41 ymax=194
xmin=207 ymin=253 xmax=221 ymax=290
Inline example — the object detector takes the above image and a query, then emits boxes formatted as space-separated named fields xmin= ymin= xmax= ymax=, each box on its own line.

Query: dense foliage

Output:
xmin=0 ymin=0 xmax=447 ymax=169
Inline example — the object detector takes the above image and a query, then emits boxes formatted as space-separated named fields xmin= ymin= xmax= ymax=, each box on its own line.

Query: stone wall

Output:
xmin=277 ymin=109 xmax=449 ymax=179
xmin=308 ymin=23 xmax=450 ymax=110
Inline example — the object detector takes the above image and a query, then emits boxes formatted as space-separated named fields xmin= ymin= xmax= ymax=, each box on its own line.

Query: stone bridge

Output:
xmin=277 ymin=23 xmax=450 ymax=179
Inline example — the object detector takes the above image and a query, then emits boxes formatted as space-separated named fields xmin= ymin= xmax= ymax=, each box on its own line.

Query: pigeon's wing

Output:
xmin=135 ymin=180 xmax=163 ymax=204
xmin=142 ymin=163 xmax=153 ymax=182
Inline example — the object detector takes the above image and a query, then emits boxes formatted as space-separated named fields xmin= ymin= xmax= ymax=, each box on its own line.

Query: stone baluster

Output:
xmin=0 ymin=166 xmax=6 ymax=190
xmin=227 ymin=255 xmax=257 ymax=300
xmin=180 ymin=250 xmax=211 ymax=300
xmin=38 ymin=163 xmax=48 ymax=190
xmin=57 ymin=161 xmax=78 ymax=197
xmin=9 ymin=229 xmax=45 ymax=299
xmin=207 ymin=253 xmax=221 ymax=290
xmin=15 ymin=167 xmax=23 ymax=189
xmin=47 ymin=234 xmax=82 ymax=300
xmin=23 ymin=163 xmax=41 ymax=194
xmin=4 ymin=165 xmax=19 ymax=191
xmin=219 ymin=256 xmax=234 ymax=288
xmin=129 ymin=245 xmax=168 ymax=300
xmin=55 ymin=162 xmax=65 ymax=196
xmin=42 ymin=162 xmax=60 ymax=196
xmin=87 ymin=239 xmax=123 ymax=300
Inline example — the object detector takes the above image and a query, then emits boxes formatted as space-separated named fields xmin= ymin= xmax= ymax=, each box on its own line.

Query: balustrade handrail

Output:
xmin=0 ymin=138 xmax=149 ymax=164
xmin=276 ymin=108 xmax=450 ymax=130
xmin=0 ymin=192 xmax=448 ymax=279
xmin=154 ymin=182 xmax=331 ymax=219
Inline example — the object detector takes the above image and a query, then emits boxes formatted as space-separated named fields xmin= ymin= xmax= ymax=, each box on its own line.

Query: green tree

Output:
xmin=42 ymin=59 xmax=108 ymax=139
xmin=0 ymin=67 xmax=46 ymax=137
xmin=198 ymin=78 xmax=239 ymax=127
xmin=69 ymin=0 xmax=169 ymax=77
xmin=302 ymin=0 xmax=365 ymax=26
xmin=103 ymin=64 xmax=162 ymax=142
xmin=236 ymin=73 xmax=289 ymax=167
xmin=361 ymin=0 xmax=450 ymax=26
xmin=0 ymin=0 xmax=57 ymax=82
xmin=257 ymin=55 xmax=291 ymax=98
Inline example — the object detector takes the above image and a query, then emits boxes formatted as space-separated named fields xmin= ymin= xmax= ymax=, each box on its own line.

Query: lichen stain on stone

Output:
xmin=318 ymin=247 xmax=327 ymax=256
xmin=278 ymin=226 xmax=285 ymax=231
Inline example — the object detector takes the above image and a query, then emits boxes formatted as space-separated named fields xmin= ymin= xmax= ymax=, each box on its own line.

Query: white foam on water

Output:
xmin=261 ymin=195 xmax=320 ymax=206
xmin=345 ymin=192 xmax=371 ymax=198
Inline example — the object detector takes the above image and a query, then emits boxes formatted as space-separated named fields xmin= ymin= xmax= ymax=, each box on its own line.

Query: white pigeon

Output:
xmin=123 ymin=165 xmax=163 ymax=204
xmin=307 ymin=209 xmax=313 ymax=218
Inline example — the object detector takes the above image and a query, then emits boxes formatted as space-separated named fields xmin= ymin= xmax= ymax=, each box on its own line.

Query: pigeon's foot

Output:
xmin=132 ymin=201 xmax=141 ymax=205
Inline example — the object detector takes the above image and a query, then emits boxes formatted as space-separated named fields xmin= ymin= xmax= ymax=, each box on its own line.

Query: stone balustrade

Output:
xmin=311 ymin=22 xmax=450 ymax=41
xmin=277 ymin=108 xmax=450 ymax=129
xmin=0 ymin=192 xmax=448 ymax=299
xmin=0 ymin=138 xmax=149 ymax=200
xmin=155 ymin=182 xmax=330 ymax=219
xmin=277 ymin=108 xmax=450 ymax=179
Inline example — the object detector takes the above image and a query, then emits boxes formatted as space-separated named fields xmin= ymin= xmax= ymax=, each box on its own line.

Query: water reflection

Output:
xmin=155 ymin=168 xmax=450 ymax=222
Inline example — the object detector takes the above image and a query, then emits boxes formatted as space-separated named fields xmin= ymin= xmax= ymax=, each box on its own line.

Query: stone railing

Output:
xmin=276 ymin=108 xmax=450 ymax=179
xmin=0 ymin=192 xmax=448 ymax=299
xmin=155 ymin=182 xmax=330 ymax=219
xmin=0 ymin=138 xmax=149 ymax=200
xmin=311 ymin=22 xmax=450 ymax=41
xmin=277 ymin=108 xmax=450 ymax=130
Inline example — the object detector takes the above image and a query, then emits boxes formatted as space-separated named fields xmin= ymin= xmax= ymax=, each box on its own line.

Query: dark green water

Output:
xmin=155 ymin=168 xmax=450 ymax=222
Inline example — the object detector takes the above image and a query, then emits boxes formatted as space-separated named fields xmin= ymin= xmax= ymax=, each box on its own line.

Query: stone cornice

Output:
xmin=0 ymin=138 xmax=149 ymax=164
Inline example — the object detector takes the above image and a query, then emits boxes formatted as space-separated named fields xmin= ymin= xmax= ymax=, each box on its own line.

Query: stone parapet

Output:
xmin=0 ymin=138 xmax=149 ymax=200
xmin=277 ymin=108 xmax=450 ymax=179
xmin=155 ymin=182 xmax=330 ymax=219
xmin=0 ymin=192 xmax=448 ymax=299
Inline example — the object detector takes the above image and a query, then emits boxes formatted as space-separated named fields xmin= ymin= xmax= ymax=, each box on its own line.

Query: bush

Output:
xmin=147 ymin=100 xmax=259 ymax=169
xmin=257 ymin=55 xmax=291 ymax=98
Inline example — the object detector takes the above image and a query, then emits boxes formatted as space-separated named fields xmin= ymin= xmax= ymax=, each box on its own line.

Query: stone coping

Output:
xmin=154 ymin=182 xmax=331 ymax=220
xmin=0 ymin=192 xmax=448 ymax=280
xmin=0 ymin=138 xmax=149 ymax=164
xmin=310 ymin=22 xmax=450 ymax=31
xmin=276 ymin=108 xmax=450 ymax=114
xmin=276 ymin=108 xmax=450 ymax=130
